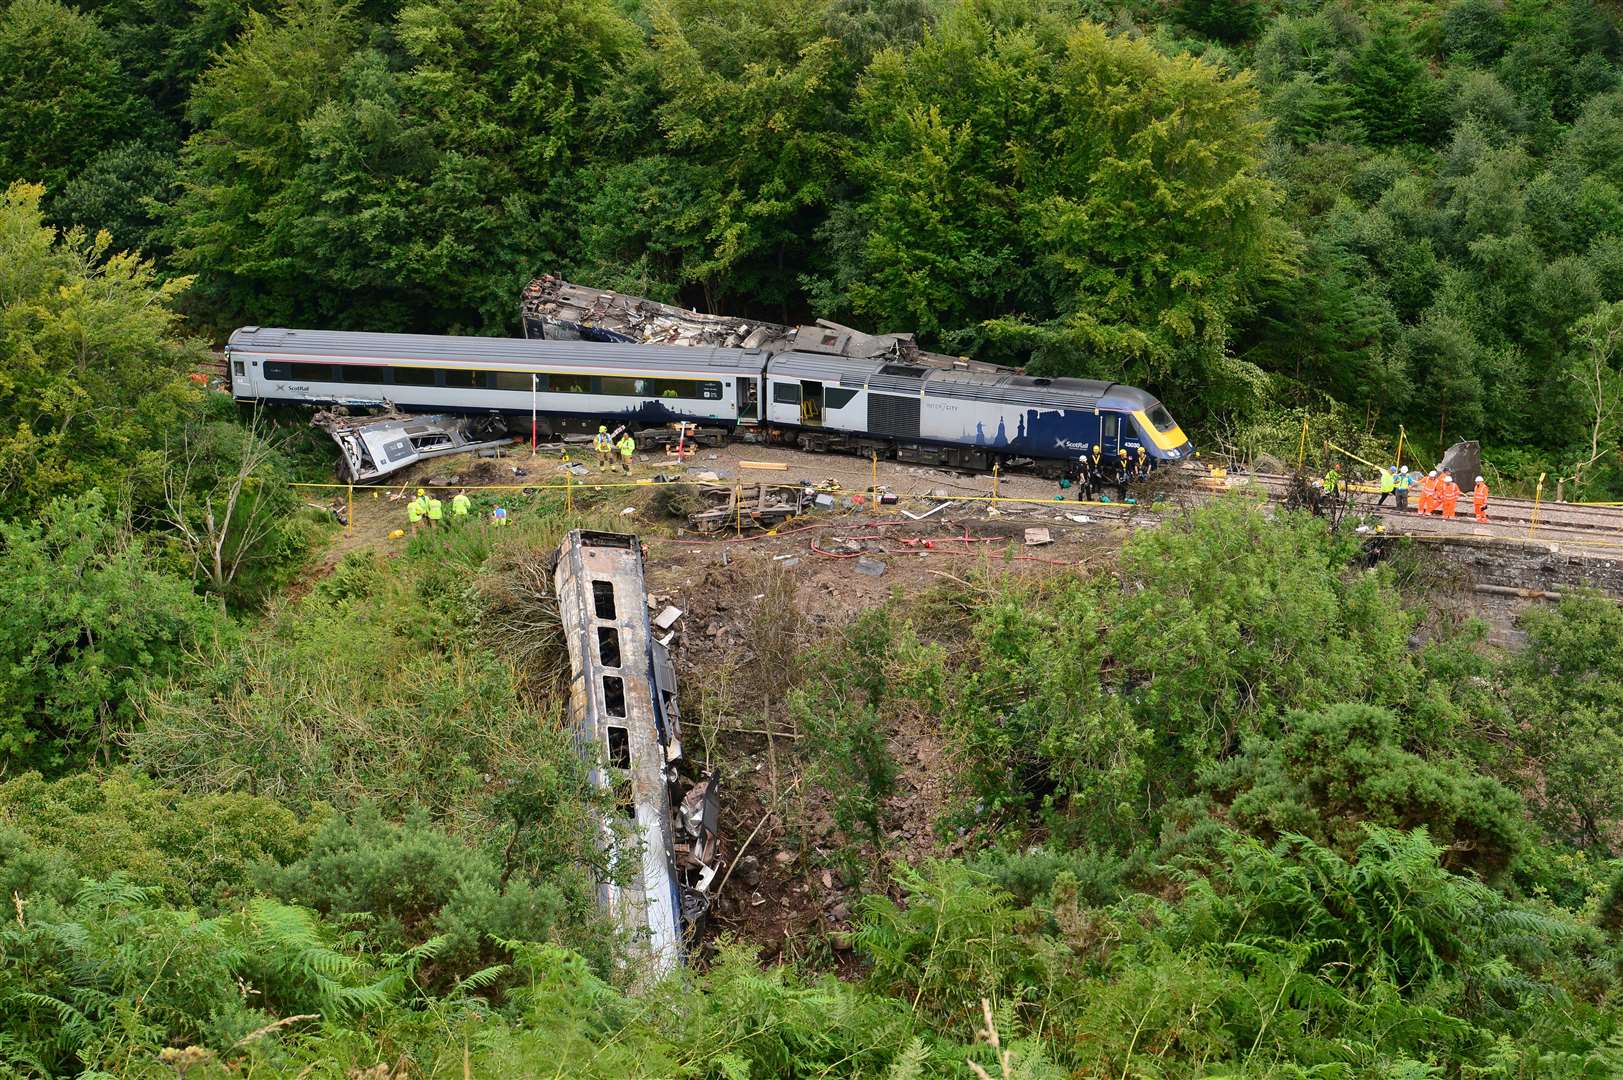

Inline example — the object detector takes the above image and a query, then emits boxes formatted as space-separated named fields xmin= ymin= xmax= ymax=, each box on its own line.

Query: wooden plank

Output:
xmin=739 ymin=460 xmax=789 ymax=471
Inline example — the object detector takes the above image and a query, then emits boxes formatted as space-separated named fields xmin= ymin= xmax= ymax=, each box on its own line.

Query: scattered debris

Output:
xmin=653 ymin=605 xmax=684 ymax=631
xmin=1024 ymin=528 xmax=1053 ymax=547
xmin=740 ymin=460 xmax=790 ymax=471
xmin=900 ymin=501 xmax=954 ymax=521
xmin=855 ymin=556 xmax=887 ymax=577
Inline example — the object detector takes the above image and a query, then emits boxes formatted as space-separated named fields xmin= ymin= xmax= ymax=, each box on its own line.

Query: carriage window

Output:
xmin=340 ymin=365 xmax=387 ymax=383
xmin=263 ymin=362 xmax=289 ymax=380
xmin=600 ymin=376 xmax=644 ymax=396
xmin=492 ymin=371 xmax=532 ymax=392
xmin=1146 ymin=403 xmax=1178 ymax=432
xmin=289 ymin=362 xmax=336 ymax=381
xmin=553 ymin=375 xmax=591 ymax=394
xmin=772 ymin=382 xmax=801 ymax=404
xmin=232 ymin=360 xmax=245 ymax=377
xmin=1103 ymin=415 xmax=1120 ymax=441
xmin=392 ymin=366 xmax=438 ymax=386
xmin=825 ymin=387 xmax=858 ymax=410
xmin=443 ymin=369 xmax=488 ymax=389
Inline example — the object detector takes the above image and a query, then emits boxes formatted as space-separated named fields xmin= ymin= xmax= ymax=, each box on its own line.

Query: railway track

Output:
xmin=1199 ymin=469 xmax=1623 ymax=550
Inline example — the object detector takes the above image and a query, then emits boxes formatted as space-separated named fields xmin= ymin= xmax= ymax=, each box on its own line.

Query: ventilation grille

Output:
xmin=868 ymin=393 xmax=921 ymax=438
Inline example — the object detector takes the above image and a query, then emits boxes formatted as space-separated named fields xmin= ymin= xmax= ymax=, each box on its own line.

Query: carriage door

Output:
xmin=799 ymin=381 xmax=824 ymax=426
xmin=1099 ymin=412 xmax=1121 ymax=457
xmin=739 ymin=377 xmax=760 ymax=423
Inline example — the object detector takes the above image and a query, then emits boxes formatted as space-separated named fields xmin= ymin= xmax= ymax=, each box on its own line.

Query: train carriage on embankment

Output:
xmin=226 ymin=326 xmax=1193 ymax=478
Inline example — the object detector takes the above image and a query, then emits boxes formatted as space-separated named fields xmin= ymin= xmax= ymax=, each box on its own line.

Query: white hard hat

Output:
xmin=1475 ymin=475 xmax=1484 ymax=483
xmin=1400 ymin=466 xmax=1409 ymax=473
xmin=1428 ymin=470 xmax=1437 ymax=477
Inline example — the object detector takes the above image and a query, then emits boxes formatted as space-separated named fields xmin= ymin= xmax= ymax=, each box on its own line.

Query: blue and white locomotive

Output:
xmin=226 ymin=326 xmax=1192 ymax=474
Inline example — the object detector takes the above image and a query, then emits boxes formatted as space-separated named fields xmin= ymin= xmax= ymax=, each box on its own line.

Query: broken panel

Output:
xmin=521 ymin=274 xmax=1012 ymax=375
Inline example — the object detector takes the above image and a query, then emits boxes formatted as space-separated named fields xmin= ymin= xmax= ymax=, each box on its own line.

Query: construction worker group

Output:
xmin=593 ymin=425 xmax=637 ymax=473
xmin=1068 ymin=444 xmax=1150 ymax=502
xmin=407 ymin=487 xmax=498 ymax=533
xmin=1327 ymin=463 xmax=1490 ymax=522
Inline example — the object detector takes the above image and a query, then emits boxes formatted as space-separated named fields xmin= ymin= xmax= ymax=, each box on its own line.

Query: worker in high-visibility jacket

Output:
xmin=1417 ymin=470 xmax=1438 ymax=515
xmin=407 ymin=488 xmax=427 ymax=534
xmin=1394 ymin=466 xmax=1412 ymax=512
xmin=426 ymin=493 xmax=444 ymax=527
xmin=1437 ymin=471 xmax=1460 ymax=520
xmin=593 ymin=425 xmax=614 ymax=469
xmin=451 ymin=490 xmax=471 ymax=521
xmin=617 ymin=431 xmax=636 ymax=474
xmin=1376 ymin=466 xmax=1396 ymax=508
xmin=1472 ymin=476 xmax=1490 ymax=522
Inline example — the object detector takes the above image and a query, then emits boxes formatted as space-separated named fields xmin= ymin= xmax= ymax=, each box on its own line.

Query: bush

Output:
xmin=0 ymin=769 xmax=317 ymax=910
xmin=1504 ymin=592 xmax=1623 ymax=853
xmin=0 ymin=492 xmax=230 ymax=771
xmin=1214 ymin=703 xmax=1532 ymax=880
xmin=256 ymin=806 xmax=593 ymax=983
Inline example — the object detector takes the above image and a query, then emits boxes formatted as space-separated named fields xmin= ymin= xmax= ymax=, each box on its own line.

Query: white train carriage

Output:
xmin=227 ymin=327 xmax=1193 ymax=474
xmin=225 ymin=327 xmax=759 ymax=435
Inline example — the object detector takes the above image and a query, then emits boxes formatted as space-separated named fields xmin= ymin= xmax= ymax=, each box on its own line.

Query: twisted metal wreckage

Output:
xmin=553 ymin=529 xmax=719 ymax=980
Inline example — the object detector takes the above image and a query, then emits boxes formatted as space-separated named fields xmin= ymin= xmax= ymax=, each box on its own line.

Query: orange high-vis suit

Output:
xmin=1473 ymin=478 xmax=1489 ymax=522
xmin=1438 ymin=474 xmax=1461 ymax=520
xmin=1417 ymin=471 xmax=1437 ymax=514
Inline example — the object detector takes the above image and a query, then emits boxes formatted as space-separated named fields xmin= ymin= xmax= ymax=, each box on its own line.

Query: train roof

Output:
xmin=228 ymin=326 xmax=1171 ymax=411
xmin=227 ymin=327 xmax=768 ymax=375
xmin=770 ymin=349 xmax=1164 ymax=411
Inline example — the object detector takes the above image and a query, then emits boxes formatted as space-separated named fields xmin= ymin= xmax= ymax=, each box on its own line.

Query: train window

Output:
xmin=592 ymin=580 xmax=616 ymax=620
xmin=341 ymin=365 xmax=386 ymax=383
xmin=232 ymin=360 xmax=245 ymax=377
xmin=392 ymin=366 xmax=438 ymax=386
xmin=492 ymin=371 xmax=531 ymax=392
xmin=772 ymin=382 xmax=801 ymax=404
xmin=650 ymin=379 xmax=688 ymax=399
xmin=596 ymin=627 xmax=622 ymax=668
xmin=600 ymin=376 xmax=646 ymax=396
xmin=443 ymin=369 xmax=488 ymax=389
xmin=554 ymin=376 xmax=591 ymax=394
xmin=263 ymin=362 xmax=290 ymax=380
xmin=1103 ymin=415 xmax=1119 ymax=441
xmin=601 ymin=675 xmax=627 ymax=718
xmin=1146 ymin=403 xmax=1178 ymax=432
xmin=825 ymin=387 xmax=857 ymax=410
xmin=606 ymin=725 xmax=630 ymax=769
xmin=289 ymin=362 xmax=336 ymax=381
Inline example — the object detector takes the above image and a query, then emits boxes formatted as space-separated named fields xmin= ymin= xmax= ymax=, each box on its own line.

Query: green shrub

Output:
xmin=0 ymin=492 xmax=231 ymax=771
xmin=0 ymin=768 xmax=318 ymax=910
xmin=1504 ymin=592 xmax=1623 ymax=853
xmin=256 ymin=806 xmax=594 ymax=984
xmin=1213 ymin=703 xmax=1532 ymax=881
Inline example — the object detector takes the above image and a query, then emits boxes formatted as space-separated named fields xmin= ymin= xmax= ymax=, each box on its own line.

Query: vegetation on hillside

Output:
xmin=4 ymin=0 xmax=1623 ymax=1074
xmin=1 ymin=0 xmax=1622 ymax=487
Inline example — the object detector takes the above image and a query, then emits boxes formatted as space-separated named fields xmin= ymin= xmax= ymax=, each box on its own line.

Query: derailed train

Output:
xmin=226 ymin=323 xmax=1193 ymax=477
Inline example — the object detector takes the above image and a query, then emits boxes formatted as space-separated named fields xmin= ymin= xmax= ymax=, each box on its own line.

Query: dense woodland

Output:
xmin=2 ymin=0 xmax=1623 ymax=487
xmin=4 ymin=0 xmax=1623 ymax=1075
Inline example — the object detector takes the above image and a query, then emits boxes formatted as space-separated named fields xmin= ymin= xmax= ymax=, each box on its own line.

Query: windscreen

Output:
xmin=1146 ymin=403 xmax=1179 ymax=432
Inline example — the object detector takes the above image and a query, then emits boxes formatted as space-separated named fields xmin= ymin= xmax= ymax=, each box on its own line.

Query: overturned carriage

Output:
xmin=552 ymin=530 xmax=718 ymax=981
